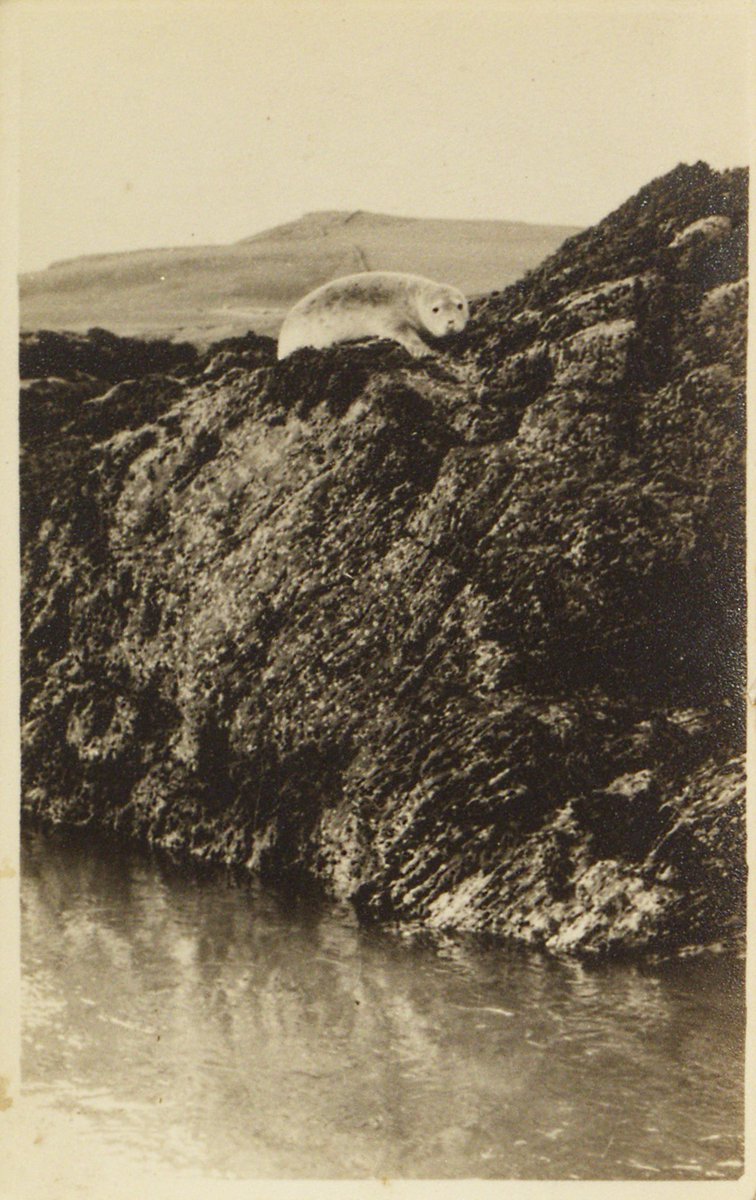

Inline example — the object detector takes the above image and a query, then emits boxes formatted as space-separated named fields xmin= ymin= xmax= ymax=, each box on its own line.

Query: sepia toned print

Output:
xmin=3 ymin=2 xmax=751 ymax=1196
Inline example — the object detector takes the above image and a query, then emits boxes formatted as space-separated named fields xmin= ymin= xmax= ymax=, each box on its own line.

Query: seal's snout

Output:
xmin=446 ymin=312 xmax=467 ymax=335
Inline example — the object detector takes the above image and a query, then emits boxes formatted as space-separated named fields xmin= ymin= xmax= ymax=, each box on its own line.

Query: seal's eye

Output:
xmin=457 ymin=302 xmax=463 ymax=309
xmin=432 ymin=306 xmax=440 ymax=313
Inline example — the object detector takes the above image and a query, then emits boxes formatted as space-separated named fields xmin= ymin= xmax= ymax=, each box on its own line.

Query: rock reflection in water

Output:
xmin=21 ymin=832 xmax=744 ymax=1180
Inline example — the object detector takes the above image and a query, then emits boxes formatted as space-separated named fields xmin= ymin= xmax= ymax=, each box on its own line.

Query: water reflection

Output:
xmin=22 ymin=832 xmax=744 ymax=1179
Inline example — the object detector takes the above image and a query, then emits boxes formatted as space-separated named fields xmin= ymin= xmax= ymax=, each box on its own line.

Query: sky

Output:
xmin=11 ymin=0 xmax=752 ymax=271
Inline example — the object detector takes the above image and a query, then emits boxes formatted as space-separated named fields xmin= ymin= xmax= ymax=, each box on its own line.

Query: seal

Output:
xmin=276 ymin=271 xmax=469 ymax=359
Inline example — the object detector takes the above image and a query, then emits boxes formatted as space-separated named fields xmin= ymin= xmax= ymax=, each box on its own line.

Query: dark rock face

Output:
xmin=20 ymin=163 xmax=747 ymax=956
xmin=19 ymin=326 xmax=199 ymax=384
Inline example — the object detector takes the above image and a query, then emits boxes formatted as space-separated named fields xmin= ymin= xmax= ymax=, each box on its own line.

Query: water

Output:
xmin=20 ymin=830 xmax=744 ymax=1182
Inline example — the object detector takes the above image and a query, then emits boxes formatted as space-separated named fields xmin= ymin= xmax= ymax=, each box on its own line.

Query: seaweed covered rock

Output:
xmin=20 ymin=163 xmax=747 ymax=956
xmin=20 ymin=326 xmax=199 ymax=385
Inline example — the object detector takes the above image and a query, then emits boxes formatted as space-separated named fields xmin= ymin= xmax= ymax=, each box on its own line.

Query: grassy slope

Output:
xmin=19 ymin=210 xmax=580 ymax=347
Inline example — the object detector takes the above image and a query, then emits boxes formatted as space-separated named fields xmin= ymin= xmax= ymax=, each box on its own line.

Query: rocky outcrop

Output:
xmin=21 ymin=162 xmax=747 ymax=956
xmin=19 ymin=326 xmax=199 ymax=383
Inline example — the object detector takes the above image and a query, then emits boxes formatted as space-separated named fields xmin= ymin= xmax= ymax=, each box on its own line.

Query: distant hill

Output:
xmin=19 ymin=210 xmax=580 ymax=347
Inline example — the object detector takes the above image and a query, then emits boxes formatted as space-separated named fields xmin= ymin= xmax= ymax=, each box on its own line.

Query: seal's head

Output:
xmin=417 ymin=284 xmax=469 ymax=338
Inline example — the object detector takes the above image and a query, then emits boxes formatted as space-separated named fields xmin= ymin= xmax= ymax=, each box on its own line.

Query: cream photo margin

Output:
xmin=0 ymin=2 xmax=752 ymax=1198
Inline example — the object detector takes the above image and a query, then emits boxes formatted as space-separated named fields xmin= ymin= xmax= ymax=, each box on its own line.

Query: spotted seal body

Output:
xmin=276 ymin=271 xmax=469 ymax=359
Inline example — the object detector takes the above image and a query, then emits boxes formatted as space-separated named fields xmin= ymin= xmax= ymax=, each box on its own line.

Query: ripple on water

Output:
xmin=20 ymin=831 xmax=745 ymax=1181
